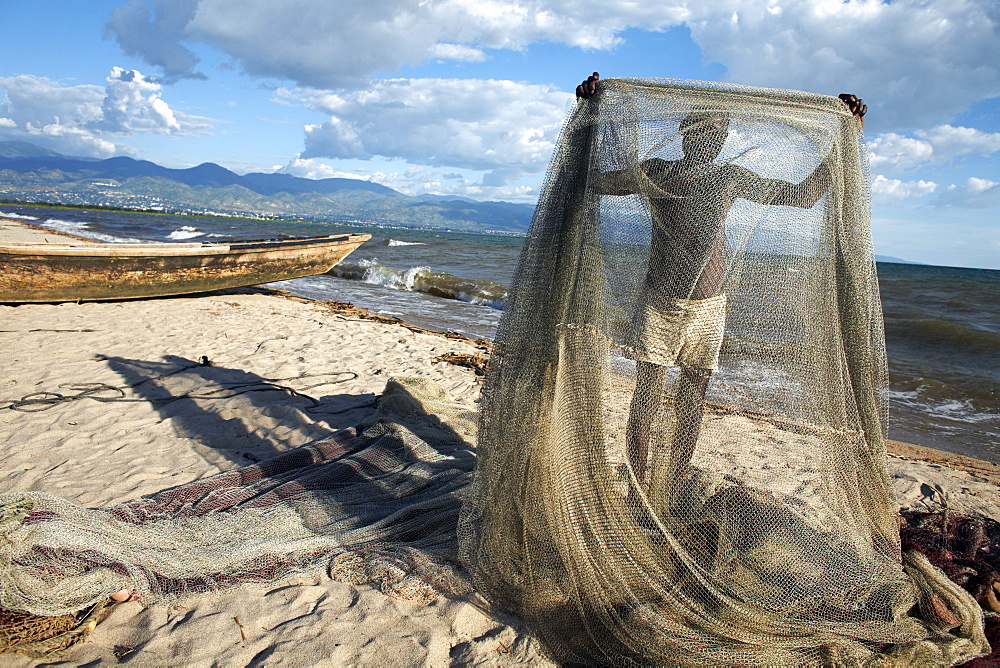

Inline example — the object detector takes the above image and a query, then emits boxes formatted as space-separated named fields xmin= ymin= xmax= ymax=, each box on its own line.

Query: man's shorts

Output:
xmin=623 ymin=292 xmax=727 ymax=370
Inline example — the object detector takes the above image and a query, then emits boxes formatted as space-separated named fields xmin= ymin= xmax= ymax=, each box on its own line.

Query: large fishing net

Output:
xmin=457 ymin=79 xmax=989 ymax=665
xmin=0 ymin=378 xmax=476 ymax=619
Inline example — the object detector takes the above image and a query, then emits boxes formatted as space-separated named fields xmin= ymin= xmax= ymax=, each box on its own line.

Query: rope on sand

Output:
xmin=0 ymin=600 xmax=116 ymax=660
xmin=1 ymin=363 xmax=360 ymax=414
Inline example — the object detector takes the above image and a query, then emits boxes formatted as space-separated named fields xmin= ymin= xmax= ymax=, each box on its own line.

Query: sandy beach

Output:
xmin=1 ymin=219 xmax=997 ymax=665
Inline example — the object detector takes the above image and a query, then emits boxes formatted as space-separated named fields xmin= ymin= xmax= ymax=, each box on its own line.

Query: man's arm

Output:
xmin=594 ymin=158 xmax=673 ymax=196
xmin=733 ymin=93 xmax=867 ymax=208
xmin=732 ymin=160 xmax=832 ymax=209
xmin=593 ymin=168 xmax=641 ymax=196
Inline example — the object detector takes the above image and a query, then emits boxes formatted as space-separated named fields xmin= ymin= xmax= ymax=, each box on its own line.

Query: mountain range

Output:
xmin=0 ymin=141 xmax=535 ymax=234
xmin=0 ymin=140 xmax=920 ymax=263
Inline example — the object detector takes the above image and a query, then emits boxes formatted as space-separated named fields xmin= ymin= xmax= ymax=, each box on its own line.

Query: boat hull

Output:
xmin=0 ymin=234 xmax=370 ymax=302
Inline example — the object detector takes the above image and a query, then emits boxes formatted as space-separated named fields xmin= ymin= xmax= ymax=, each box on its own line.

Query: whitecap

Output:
xmin=37 ymin=217 xmax=139 ymax=243
xmin=167 ymin=226 xmax=205 ymax=240
xmin=0 ymin=211 xmax=39 ymax=220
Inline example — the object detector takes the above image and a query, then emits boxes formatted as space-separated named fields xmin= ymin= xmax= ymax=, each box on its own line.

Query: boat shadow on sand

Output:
xmin=102 ymin=354 xmax=381 ymax=469
xmin=99 ymin=353 xmax=477 ymax=572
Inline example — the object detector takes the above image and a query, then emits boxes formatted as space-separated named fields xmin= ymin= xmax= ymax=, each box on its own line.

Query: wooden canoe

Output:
xmin=0 ymin=233 xmax=371 ymax=302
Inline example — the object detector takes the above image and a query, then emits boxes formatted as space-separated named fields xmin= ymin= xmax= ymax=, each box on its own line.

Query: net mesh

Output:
xmin=457 ymin=78 xmax=988 ymax=665
xmin=0 ymin=378 xmax=475 ymax=617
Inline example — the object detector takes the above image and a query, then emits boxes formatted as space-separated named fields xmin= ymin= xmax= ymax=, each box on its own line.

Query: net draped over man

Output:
xmin=459 ymin=79 xmax=988 ymax=665
xmin=595 ymin=90 xmax=868 ymax=504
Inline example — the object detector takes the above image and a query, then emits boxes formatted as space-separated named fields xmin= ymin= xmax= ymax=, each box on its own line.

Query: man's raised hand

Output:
xmin=838 ymin=93 xmax=868 ymax=126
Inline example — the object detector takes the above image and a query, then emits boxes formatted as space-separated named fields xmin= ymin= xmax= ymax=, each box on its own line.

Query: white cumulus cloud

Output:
xmin=277 ymin=156 xmax=371 ymax=181
xmin=870 ymin=125 xmax=1000 ymax=171
xmin=0 ymin=69 xmax=213 ymax=157
xmin=105 ymin=0 xmax=205 ymax=82
xmin=919 ymin=125 xmax=1000 ymax=161
xmin=105 ymin=0 xmax=1000 ymax=134
xmin=868 ymin=133 xmax=934 ymax=172
xmin=937 ymin=177 xmax=1000 ymax=208
xmin=113 ymin=0 xmax=673 ymax=88
xmin=281 ymin=78 xmax=569 ymax=178
xmin=871 ymin=174 xmax=937 ymax=205
xmin=684 ymin=0 xmax=1000 ymax=130
xmin=96 ymin=67 xmax=183 ymax=133
xmin=364 ymin=165 xmax=539 ymax=200
xmin=0 ymin=75 xmax=104 ymax=129
xmin=430 ymin=43 xmax=488 ymax=62
xmin=0 ymin=74 xmax=118 ymax=156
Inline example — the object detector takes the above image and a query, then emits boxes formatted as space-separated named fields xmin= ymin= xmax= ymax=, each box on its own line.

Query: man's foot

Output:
xmin=110 ymin=589 xmax=136 ymax=602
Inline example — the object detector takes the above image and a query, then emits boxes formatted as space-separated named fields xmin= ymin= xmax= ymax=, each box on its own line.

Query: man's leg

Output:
xmin=666 ymin=365 xmax=712 ymax=507
xmin=626 ymin=360 xmax=665 ymax=482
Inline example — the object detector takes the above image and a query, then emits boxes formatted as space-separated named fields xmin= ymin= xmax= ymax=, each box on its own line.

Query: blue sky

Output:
xmin=1 ymin=0 xmax=998 ymax=269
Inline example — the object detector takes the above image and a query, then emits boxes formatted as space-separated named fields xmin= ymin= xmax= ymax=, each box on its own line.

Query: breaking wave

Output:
xmin=0 ymin=210 xmax=39 ymax=221
xmin=166 ymin=225 xmax=206 ymax=240
xmin=34 ymin=217 xmax=141 ymax=243
xmin=329 ymin=259 xmax=508 ymax=310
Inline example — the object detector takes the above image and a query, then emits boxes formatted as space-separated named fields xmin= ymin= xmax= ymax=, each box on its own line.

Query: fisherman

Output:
xmin=591 ymin=81 xmax=867 ymax=504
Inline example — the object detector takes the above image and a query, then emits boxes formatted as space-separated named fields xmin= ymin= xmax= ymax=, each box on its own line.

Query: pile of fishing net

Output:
xmin=457 ymin=78 xmax=991 ymax=665
xmin=0 ymin=379 xmax=476 ymax=622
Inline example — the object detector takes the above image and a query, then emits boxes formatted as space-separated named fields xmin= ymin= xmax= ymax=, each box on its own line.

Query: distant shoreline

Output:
xmin=874 ymin=255 xmax=926 ymax=265
xmin=0 ymin=198 xmax=353 ymax=228
xmin=0 ymin=199 xmax=529 ymax=237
